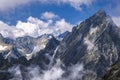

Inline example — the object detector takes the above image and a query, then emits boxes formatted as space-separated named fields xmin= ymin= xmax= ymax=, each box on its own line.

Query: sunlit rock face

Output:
xmin=0 ymin=33 xmax=59 ymax=59
xmin=0 ymin=33 xmax=60 ymax=70
xmin=55 ymin=10 xmax=120 ymax=79
xmin=0 ymin=33 xmax=60 ymax=80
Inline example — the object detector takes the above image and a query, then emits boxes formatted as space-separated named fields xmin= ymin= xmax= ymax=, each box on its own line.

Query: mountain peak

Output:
xmin=94 ymin=9 xmax=115 ymax=26
xmin=94 ymin=9 xmax=107 ymax=17
xmin=55 ymin=10 xmax=120 ymax=78
xmin=97 ymin=9 xmax=106 ymax=14
xmin=84 ymin=9 xmax=112 ymax=28
xmin=88 ymin=9 xmax=108 ymax=22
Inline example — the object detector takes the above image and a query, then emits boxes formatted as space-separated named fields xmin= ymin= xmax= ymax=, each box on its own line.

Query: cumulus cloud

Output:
xmin=53 ymin=19 xmax=73 ymax=36
xmin=0 ymin=0 xmax=93 ymax=11
xmin=0 ymin=21 xmax=25 ymax=38
xmin=0 ymin=12 xmax=73 ymax=39
xmin=41 ymin=12 xmax=59 ymax=20
xmin=16 ymin=16 xmax=53 ymax=38
xmin=112 ymin=16 xmax=120 ymax=26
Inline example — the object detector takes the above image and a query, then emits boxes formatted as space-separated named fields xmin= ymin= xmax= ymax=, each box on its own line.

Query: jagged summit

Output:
xmin=63 ymin=9 xmax=113 ymax=45
xmin=94 ymin=9 xmax=107 ymax=17
xmin=97 ymin=9 xmax=106 ymax=13
xmin=85 ymin=9 xmax=111 ymax=26
xmin=73 ymin=9 xmax=111 ymax=29
xmin=0 ymin=10 xmax=120 ymax=80
xmin=55 ymin=10 xmax=120 ymax=79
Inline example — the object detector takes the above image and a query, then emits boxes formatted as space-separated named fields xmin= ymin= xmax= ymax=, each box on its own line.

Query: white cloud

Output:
xmin=56 ymin=0 xmax=93 ymax=11
xmin=0 ymin=12 xmax=73 ymax=39
xmin=0 ymin=0 xmax=93 ymax=11
xmin=42 ymin=66 xmax=64 ymax=80
xmin=9 ymin=60 xmax=84 ymax=80
xmin=84 ymin=37 xmax=94 ymax=51
xmin=41 ymin=12 xmax=59 ymax=20
xmin=53 ymin=19 xmax=73 ymax=36
xmin=16 ymin=16 xmax=52 ymax=37
xmin=0 ymin=0 xmax=32 ymax=11
xmin=0 ymin=21 xmax=25 ymax=38
xmin=112 ymin=16 xmax=120 ymax=26
xmin=38 ymin=0 xmax=93 ymax=11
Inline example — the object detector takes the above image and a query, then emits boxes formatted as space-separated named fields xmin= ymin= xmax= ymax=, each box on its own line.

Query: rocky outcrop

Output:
xmin=0 ymin=10 xmax=120 ymax=80
xmin=102 ymin=60 xmax=120 ymax=80
xmin=55 ymin=10 xmax=120 ymax=79
xmin=0 ymin=34 xmax=60 ymax=80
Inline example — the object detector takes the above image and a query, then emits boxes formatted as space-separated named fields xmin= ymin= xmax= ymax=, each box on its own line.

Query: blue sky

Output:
xmin=0 ymin=0 xmax=120 ymax=38
xmin=0 ymin=0 xmax=119 ymax=25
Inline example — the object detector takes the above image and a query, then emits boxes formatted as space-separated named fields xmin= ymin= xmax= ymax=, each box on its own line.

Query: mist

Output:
xmin=8 ymin=59 xmax=85 ymax=80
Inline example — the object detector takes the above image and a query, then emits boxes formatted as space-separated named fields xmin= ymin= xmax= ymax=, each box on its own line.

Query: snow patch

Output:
xmin=90 ymin=27 xmax=98 ymax=35
xmin=84 ymin=27 xmax=98 ymax=51
xmin=25 ymin=37 xmax=49 ymax=60
xmin=0 ymin=44 xmax=11 ymax=51
xmin=26 ymin=54 xmax=33 ymax=61
xmin=25 ymin=45 xmax=46 ymax=60
xmin=0 ymin=45 xmax=7 ymax=50
xmin=84 ymin=38 xmax=94 ymax=51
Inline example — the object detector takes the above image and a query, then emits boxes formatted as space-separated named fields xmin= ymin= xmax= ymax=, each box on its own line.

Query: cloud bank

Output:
xmin=0 ymin=0 xmax=32 ymax=11
xmin=9 ymin=60 xmax=84 ymax=80
xmin=0 ymin=12 xmax=73 ymax=39
xmin=112 ymin=16 xmax=120 ymax=26
xmin=0 ymin=0 xmax=93 ymax=11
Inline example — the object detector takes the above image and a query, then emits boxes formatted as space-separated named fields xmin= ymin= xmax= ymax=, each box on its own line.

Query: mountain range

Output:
xmin=0 ymin=10 xmax=120 ymax=80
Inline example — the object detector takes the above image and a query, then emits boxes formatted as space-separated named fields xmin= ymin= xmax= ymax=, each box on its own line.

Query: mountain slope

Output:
xmin=55 ymin=10 xmax=120 ymax=78
xmin=0 ymin=10 xmax=120 ymax=80
xmin=102 ymin=60 xmax=120 ymax=80
xmin=0 ymin=34 xmax=60 ymax=80
xmin=0 ymin=32 xmax=61 ymax=73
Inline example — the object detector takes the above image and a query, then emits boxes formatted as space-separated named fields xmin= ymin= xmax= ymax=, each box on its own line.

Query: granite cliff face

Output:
xmin=55 ymin=10 xmax=120 ymax=79
xmin=102 ymin=60 xmax=120 ymax=80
